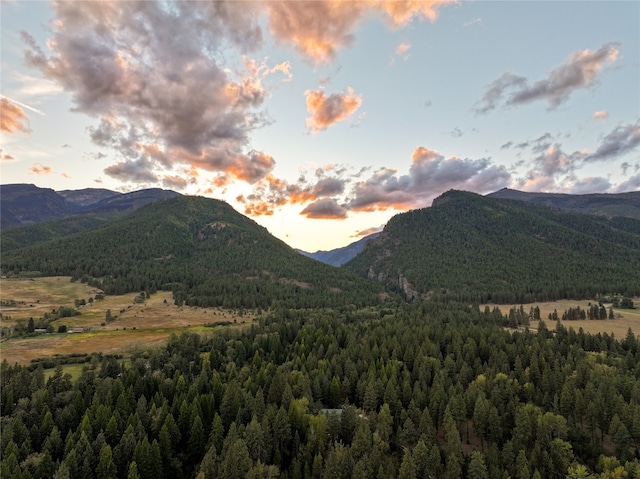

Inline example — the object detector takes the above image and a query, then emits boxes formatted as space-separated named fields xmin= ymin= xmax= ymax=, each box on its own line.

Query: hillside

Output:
xmin=0 ymin=184 xmax=69 ymax=227
xmin=0 ymin=184 xmax=179 ymax=230
xmin=1 ymin=186 xmax=181 ymax=251
xmin=488 ymin=188 xmax=640 ymax=219
xmin=1 ymin=196 xmax=384 ymax=309
xmin=297 ymin=232 xmax=380 ymax=266
xmin=345 ymin=190 xmax=640 ymax=303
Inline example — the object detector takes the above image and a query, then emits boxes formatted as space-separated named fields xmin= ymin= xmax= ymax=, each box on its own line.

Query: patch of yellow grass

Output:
xmin=485 ymin=298 xmax=640 ymax=337
xmin=0 ymin=277 xmax=256 ymax=364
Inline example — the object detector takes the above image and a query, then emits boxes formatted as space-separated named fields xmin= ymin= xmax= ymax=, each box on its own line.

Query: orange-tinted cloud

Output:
xmin=305 ymin=87 xmax=362 ymax=132
xmin=266 ymin=0 xmax=456 ymax=62
xmin=394 ymin=42 xmax=412 ymax=60
xmin=242 ymin=146 xmax=511 ymax=220
xmin=28 ymin=163 xmax=53 ymax=175
xmin=593 ymin=110 xmax=609 ymax=120
xmin=238 ymin=167 xmax=351 ymax=217
xmin=1 ymin=98 xmax=30 ymax=133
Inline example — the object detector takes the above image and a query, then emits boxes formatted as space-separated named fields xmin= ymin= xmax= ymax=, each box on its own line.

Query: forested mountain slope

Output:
xmin=488 ymin=188 xmax=640 ymax=219
xmin=345 ymin=190 xmax=640 ymax=303
xmin=1 ymin=196 xmax=384 ymax=309
xmin=0 ymin=183 xmax=178 ymax=230
xmin=1 ymin=187 xmax=181 ymax=251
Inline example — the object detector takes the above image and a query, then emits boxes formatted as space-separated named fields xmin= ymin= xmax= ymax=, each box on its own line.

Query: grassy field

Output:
xmin=3 ymin=277 xmax=639 ymax=364
xmin=0 ymin=277 xmax=255 ymax=364
xmin=486 ymin=298 xmax=640 ymax=338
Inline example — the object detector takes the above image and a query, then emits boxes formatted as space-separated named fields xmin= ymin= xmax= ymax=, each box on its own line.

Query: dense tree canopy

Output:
xmin=2 ymin=302 xmax=640 ymax=478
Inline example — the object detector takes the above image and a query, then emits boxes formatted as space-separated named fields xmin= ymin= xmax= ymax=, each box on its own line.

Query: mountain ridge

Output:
xmin=345 ymin=190 xmax=640 ymax=303
xmin=296 ymin=232 xmax=381 ymax=266
xmin=487 ymin=187 xmax=640 ymax=219
xmin=1 ymin=195 xmax=385 ymax=309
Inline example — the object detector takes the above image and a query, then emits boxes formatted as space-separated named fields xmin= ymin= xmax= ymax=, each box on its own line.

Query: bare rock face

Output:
xmin=398 ymin=273 xmax=418 ymax=300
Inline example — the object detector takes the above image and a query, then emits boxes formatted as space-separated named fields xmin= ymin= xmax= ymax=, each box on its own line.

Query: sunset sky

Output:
xmin=2 ymin=0 xmax=639 ymax=251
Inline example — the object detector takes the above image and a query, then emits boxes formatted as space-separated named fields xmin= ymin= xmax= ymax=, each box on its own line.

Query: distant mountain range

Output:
xmin=488 ymin=188 xmax=640 ymax=219
xmin=2 ymin=184 xmax=640 ymax=306
xmin=1 ymin=184 xmax=179 ymax=228
xmin=296 ymin=233 xmax=380 ymax=266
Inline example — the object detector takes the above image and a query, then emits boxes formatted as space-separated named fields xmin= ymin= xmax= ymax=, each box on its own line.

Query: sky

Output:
xmin=1 ymin=0 xmax=639 ymax=252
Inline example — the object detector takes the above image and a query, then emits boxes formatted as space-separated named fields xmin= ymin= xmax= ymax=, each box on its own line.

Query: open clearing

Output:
xmin=3 ymin=277 xmax=638 ymax=364
xmin=485 ymin=298 xmax=640 ymax=338
xmin=0 ymin=276 xmax=255 ymax=364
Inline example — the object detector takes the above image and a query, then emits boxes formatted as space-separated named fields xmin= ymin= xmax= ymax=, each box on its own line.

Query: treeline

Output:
xmin=2 ymin=302 xmax=640 ymax=479
xmin=555 ymin=305 xmax=614 ymax=321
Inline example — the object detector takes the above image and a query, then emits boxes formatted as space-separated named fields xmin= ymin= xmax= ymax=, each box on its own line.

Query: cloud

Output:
xmin=394 ymin=42 xmax=412 ymax=61
xmin=1 ymin=98 xmax=30 ymax=133
xmin=242 ymin=56 xmax=293 ymax=81
xmin=300 ymin=198 xmax=348 ymax=219
xmin=238 ymin=170 xmax=349 ymax=216
xmin=28 ymin=163 xmax=53 ymax=175
xmin=305 ymin=87 xmax=362 ymax=132
xmin=464 ymin=17 xmax=482 ymax=27
xmin=103 ymin=157 xmax=158 ymax=183
xmin=514 ymin=143 xmax=588 ymax=191
xmin=584 ymin=121 xmax=640 ymax=163
xmin=162 ymin=175 xmax=188 ymax=190
xmin=593 ymin=110 xmax=609 ymax=121
xmin=474 ymin=43 xmax=620 ymax=114
xmin=11 ymin=72 xmax=63 ymax=99
xmin=21 ymin=1 xmax=273 ymax=186
xmin=1 ymin=149 xmax=15 ymax=161
xmin=266 ymin=0 xmax=455 ymax=63
xmin=346 ymin=147 xmax=511 ymax=212
xmin=352 ymin=225 xmax=384 ymax=237
xmin=450 ymin=127 xmax=463 ymax=138
xmin=612 ymin=173 xmax=640 ymax=193
xmin=566 ymin=176 xmax=612 ymax=195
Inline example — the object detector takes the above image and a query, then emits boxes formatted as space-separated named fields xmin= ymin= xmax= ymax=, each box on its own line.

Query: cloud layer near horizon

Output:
xmin=12 ymin=0 xmax=638 ymax=231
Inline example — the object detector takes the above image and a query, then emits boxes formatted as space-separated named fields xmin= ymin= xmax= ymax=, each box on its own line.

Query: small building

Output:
xmin=68 ymin=327 xmax=85 ymax=334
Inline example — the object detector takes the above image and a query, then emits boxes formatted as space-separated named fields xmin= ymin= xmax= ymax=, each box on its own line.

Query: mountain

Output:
xmin=0 ymin=184 xmax=69 ymax=227
xmin=57 ymin=188 xmax=119 ymax=209
xmin=1 ymin=195 xmax=385 ymax=309
xmin=1 ymin=185 xmax=181 ymax=251
xmin=297 ymin=232 xmax=381 ymax=266
xmin=1 ymin=184 xmax=179 ymax=229
xmin=345 ymin=190 xmax=640 ymax=303
xmin=488 ymin=188 xmax=640 ymax=219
